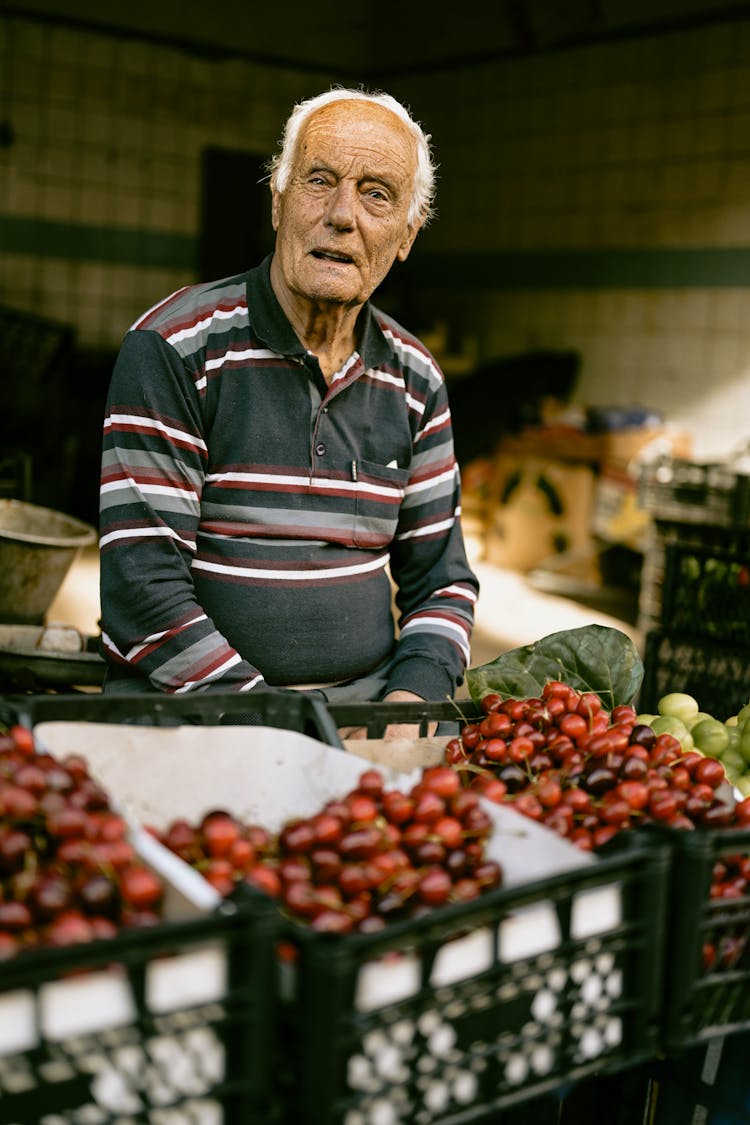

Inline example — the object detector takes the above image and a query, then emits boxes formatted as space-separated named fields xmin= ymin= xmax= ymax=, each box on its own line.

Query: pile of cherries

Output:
xmin=446 ymin=680 xmax=750 ymax=972
xmin=155 ymin=764 xmax=503 ymax=934
xmin=3 ymin=679 xmax=749 ymax=964
xmin=0 ymin=724 xmax=165 ymax=959
xmin=444 ymin=680 xmax=750 ymax=845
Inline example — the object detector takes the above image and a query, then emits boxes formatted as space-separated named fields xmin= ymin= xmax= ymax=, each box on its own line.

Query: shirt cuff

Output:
xmin=383 ymin=657 xmax=456 ymax=703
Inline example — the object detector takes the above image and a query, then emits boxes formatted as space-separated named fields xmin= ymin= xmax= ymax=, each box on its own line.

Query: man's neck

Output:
xmin=270 ymin=259 xmax=361 ymax=382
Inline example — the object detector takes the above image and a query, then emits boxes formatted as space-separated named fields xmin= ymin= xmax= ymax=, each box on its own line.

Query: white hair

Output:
xmin=267 ymin=86 xmax=437 ymax=228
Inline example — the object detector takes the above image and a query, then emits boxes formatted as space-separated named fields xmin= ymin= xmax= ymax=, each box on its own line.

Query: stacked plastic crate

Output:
xmin=0 ymin=690 xmax=672 ymax=1125
xmin=636 ymin=456 xmax=750 ymax=718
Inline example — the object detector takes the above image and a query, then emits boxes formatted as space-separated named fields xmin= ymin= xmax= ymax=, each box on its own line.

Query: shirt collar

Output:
xmin=246 ymin=255 xmax=394 ymax=370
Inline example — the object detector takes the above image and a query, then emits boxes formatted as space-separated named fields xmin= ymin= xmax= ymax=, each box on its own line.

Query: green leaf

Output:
xmin=466 ymin=625 xmax=643 ymax=711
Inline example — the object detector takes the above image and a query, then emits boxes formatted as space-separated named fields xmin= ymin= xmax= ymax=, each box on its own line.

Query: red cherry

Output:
xmin=244 ymin=865 xmax=281 ymax=898
xmin=311 ymin=812 xmax=344 ymax=846
xmin=480 ymin=692 xmax=504 ymax=714
xmin=542 ymin=680 xmax=570 ymax=700
xmin=227 ymin=837 xmax=256 ymax=872
xmin=202 ymin=813 xmax=240 ymax=858
xmin=512 ymin=792 xmax=543 ymax=821
xmin=0 ymin=901 xmax=32 ymax=932
xmin=479 ymin=712 xmax=511 ymax=738
xmin=346 ymin=793 xmax=379 ymax=823
xmin=734 ymin=796 xmax=750 ymax=824
xmin=356 ymin=769 xmax=384 ymax=798
xmin=461 ymin=724 xmax=482 ymax=751
xmin=381 ymin=790 xmax=415 ymax=824
xmin=648 ymin=790 xmax=678 ymax=822
xmin=280 ymin=819 xmax=317 ymax=854
xmin=693 ymin=758 xmax=726 ymax=789
xmin=432 ymin=815 xmax=464 ymax=849
xmin=536 ymin=776 xmax=562 ymax=808
xmin=508 ymin=736 xmax=535 ymax=762
xmin=445 ymin=738 xmax=467 ymax=765
xmin=310 ymin=909 xmax=354 ymax=934
xmin=476 ymin=777 xmax=508 ymax=803
xmin=46 ymin=909 xmax=94 ymax=946
xmin=9 ymin=725 xmax=35 ymax=756
xmin=421 ymin=766 xmax=461 ymax=799
xmin=119 ymin=865 xmax=164 ymax=910
xmin=615 ymin=779 xmax=650 ymax=811
xmin=417 ymin=867 xmax=452 ymax=906
xmin=309 ymin=847 xmax=342 ymax=883
xmin=558 ymin=713 xmax=589 ymax=742
xmin=339 ymin=827 xmax=382 ymax=861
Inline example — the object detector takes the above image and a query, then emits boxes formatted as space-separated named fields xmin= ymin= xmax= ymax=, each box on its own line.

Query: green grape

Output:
xmin=650 ymin=714 xmax=694 ymax=752
xmin=691 ymin=717 xmax=730 ymax=758
xmin=657 ymin=692 xmax=700 ymax=724
xmin=738 ymin=723 xmax=750 ymax=766
xmin=687 ymin=712 xmax=713 ymax=729
xmin=720 ymin=748 xmax=746 ymax=777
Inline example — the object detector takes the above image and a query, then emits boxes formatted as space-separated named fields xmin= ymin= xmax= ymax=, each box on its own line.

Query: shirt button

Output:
xmin=315 ymin=442 xmax=326 ymax=456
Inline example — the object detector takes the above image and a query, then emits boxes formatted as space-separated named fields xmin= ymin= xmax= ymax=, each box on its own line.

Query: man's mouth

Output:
xmin=311 ymin=250 xmax=354 ymax=264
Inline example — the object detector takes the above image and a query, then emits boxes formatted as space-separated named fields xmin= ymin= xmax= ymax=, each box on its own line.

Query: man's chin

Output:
xmin=304 ymin=280 xmax=364 ymax=308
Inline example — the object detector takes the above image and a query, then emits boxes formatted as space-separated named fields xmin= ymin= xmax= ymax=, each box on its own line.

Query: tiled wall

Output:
xmin=391 ymin=17 xmax=750 ymax=461
xmin=2 ymin=13 xmax=750 ymax=462
xmin=0 ymin=15 xmax=335 ymax=351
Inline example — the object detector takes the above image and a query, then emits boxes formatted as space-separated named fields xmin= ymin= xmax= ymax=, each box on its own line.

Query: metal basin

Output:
xmin=0 ymin=499 xmax=97 ymax=624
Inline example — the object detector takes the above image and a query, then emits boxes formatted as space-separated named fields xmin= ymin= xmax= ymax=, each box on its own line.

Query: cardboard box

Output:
xmin=592 ymin=464 xmax=653 ymax=550
xmin=484 ymin=454 xmax=596 ymax=571
xmin=597 ymin=426 xmax=692 ymax=470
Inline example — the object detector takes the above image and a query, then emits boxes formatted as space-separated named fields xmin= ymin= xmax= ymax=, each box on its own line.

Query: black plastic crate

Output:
xmin=639 ymin=630 xmax=750 ymax=719
xmin=656 ymin=826 xmax=750 ymax=1054
xmin=0 ymin=893 xmax=280 ymax=1124
xmin=637 ymin=520 xmax=750 ymax=636
xmin=638 ymin=459 xmax=750 ymax=528
xmin=328 ymin=697 xmax=483 ymax=738
xmin=274 ymin=834 xmax=670 ymax=1124
xmin=661 ymin=541 xmax=750 ymax=645
xmin=0 ymin=686 xmax=343 ymax=745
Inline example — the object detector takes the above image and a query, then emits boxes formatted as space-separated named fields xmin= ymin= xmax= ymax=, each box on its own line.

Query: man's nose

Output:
xmin=325 ymin=182 xmax=356 ymax=229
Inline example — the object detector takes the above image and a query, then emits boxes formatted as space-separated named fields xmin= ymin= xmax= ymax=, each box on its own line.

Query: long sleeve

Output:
xmin=99 ymin=329 xmax=265 ymax=694
xmin=383 ymin=348 xmax=479 ymax=702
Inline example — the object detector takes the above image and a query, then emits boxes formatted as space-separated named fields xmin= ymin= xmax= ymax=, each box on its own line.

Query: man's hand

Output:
xmin=337 ymin=691 xmax=438 ymax=742
xmin=381 ymin=689 xmax=437 ymax=741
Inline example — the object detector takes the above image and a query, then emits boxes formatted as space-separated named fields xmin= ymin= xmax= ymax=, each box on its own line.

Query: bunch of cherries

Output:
xmin=155 ymin=764 xmax=503 ymax=934
xmin=446 ymin=680 xmax=750 ymax=972
xmin=0 ymin=724 xmax=165 ymax=959
xmin=446 ymin=680 xmax=750 ymax=846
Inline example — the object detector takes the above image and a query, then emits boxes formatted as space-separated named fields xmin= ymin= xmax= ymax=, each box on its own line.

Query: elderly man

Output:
xmin=99 ymin=87 xmax=479 ymax=737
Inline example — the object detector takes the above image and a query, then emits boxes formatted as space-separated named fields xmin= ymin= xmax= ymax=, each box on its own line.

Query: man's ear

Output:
xmin=396 ymin=220 xmax=423 ymax=263
xmin=271 ymin=187 xmax=281 ymax=232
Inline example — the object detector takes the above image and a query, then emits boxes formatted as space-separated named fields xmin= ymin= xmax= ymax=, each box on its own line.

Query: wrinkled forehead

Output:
xmin=295 ymin=99 xmax=418 ymax=178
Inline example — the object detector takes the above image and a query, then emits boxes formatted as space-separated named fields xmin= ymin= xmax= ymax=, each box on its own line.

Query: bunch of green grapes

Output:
xmin=637 ymin=692 xmax=750 ymax=797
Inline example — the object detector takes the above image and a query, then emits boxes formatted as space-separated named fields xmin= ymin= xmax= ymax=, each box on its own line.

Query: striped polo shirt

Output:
xmin=99 ymin=256 xmax=479 ymax=699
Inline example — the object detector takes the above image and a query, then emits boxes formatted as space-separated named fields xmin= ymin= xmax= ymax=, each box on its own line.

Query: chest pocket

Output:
xmin=352 ymin=459 xmax=411 ymax=549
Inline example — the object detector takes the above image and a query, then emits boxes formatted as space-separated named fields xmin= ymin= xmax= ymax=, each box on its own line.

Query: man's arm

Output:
xmin=383 ymin=370 xmax=479 ymax=718
xmin=99 ymin=329 xmax=265 ymax=694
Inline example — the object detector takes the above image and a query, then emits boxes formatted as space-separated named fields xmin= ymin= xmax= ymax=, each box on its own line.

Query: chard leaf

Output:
xmin=466 ymin=625 xmax=643 ymax=711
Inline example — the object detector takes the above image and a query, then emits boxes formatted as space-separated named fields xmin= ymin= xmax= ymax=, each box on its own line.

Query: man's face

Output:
xmin=271 ymin=99 xmax=422 ymax=311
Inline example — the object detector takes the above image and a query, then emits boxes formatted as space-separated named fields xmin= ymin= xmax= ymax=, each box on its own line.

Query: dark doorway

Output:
xmin=198 ymin=148 xmax=274 ymax=281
